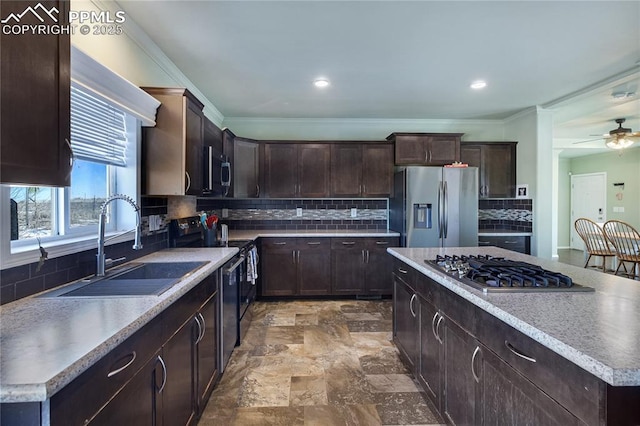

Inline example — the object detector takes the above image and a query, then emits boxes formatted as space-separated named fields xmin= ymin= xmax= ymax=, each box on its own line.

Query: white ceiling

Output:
xmin=118 ymin=0 xmax=640 ymax=156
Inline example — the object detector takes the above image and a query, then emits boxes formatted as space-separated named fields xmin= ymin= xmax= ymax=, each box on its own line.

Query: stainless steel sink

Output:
xmin=42 ymin=261 xmax=208 ymax=297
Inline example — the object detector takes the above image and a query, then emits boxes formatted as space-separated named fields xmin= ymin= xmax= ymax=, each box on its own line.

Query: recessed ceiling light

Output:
xmin=314 ymin=78 xmax=330 ymax=88
xmin=470 ymin=80 xmax=487 ymax=90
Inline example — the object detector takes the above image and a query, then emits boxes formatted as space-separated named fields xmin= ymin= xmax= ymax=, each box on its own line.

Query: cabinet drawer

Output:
xmin=331 ymin=238 xmax=365 ymax=250
xmin=476 ymin=309 xmax=602 ymax=426
xmin=478 ymin=235 xmax=530 ymax=254
xmin=364 ymin=237 xmax=398 ymax=250
xmin=393 ymin=259 xmax=416 ymax=288
xmin=262 ymin=238 xmax=297 ymax=250
xmin=50 ymin=314 xmax=163 ymax=426
xmin=163 ymin=275 xmax=215 ymax=342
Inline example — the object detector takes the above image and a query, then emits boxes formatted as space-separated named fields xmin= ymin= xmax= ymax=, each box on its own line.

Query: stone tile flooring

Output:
xmin=199 ymin=300 xmax=444 ymax=426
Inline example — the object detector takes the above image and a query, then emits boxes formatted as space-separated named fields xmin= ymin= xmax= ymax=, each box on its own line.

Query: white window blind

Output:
xmin=70 ymin=84 xmax=128 ymax=167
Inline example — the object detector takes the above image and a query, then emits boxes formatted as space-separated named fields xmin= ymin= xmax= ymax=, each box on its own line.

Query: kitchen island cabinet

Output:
xmin=0 ymin=0 xmax=72 ymax=186
xmin=389 ymin=246 xmax=640 ymax=426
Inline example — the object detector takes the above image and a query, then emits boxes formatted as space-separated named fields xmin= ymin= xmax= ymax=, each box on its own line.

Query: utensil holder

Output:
xmin=203 ymin=226 xmax=218 ymax=247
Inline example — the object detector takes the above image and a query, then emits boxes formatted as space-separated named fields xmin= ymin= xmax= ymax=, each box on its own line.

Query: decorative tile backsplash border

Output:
xmin=478 ymin=199 xmax=533 ymax=232
xmin=197 ymin=198 xmax=389 ymax=230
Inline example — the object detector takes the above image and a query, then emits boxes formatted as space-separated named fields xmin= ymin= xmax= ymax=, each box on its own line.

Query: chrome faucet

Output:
xmin=96 ymin=194 xmax=143 ymax=276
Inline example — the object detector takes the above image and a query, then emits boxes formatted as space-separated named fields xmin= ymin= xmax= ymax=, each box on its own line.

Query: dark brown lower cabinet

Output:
xmin=161 ymin=318 xmax=197 ymax=426
xmin=392 ymin=271 xmax=418 ymax=372
xmin=332 ymin=239 xmax=366 ymax=295
xmin=261 ymin=237 xmax=398 ymax=297
xmin=479 ymin=344 xmax=582 ymax=425
xmin=298 ymin=239 xmax=332 ymax=296
xmin=442 ymin=315 xmax=479 ymax=426
xmin=47 ymin=273 xmax=219 ymax=426
xmin=392 ymin=259 xmax=639 ymax=426
xmin=88 ymin=351 xmax=161 ymax=425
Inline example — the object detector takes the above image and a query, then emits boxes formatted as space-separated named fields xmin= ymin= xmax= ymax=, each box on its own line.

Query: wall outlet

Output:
xmin=351 ymin=208 xmax=357 ymax=218
xmin=222 ymin=208 xmax=229 ymax=218
xmin=613 ymin=206 xmax=625 ymax=213
xmin=148 ymin=215 xmax=159 ymax=231
xmin=296 ymin=207 xmax=303 ymax=217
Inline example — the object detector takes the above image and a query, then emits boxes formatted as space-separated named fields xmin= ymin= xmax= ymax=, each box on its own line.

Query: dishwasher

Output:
xmin=220 ymin=252 xmax=243 ymax=372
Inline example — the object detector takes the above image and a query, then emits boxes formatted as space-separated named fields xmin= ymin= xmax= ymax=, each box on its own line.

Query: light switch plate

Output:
xmin=222 ymin=208 xmax=229 ymax=218
xmin=351 ymin=208 xmax=357 ymax=218
xmin=296 ymin=208 xmax=303 ymax=217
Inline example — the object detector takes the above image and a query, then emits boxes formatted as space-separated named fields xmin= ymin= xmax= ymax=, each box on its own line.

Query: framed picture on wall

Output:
xmin=516 ymin=184 xmax=529 ymax=199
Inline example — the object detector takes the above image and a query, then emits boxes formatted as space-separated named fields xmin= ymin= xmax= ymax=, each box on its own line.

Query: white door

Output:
xmin=570 ymin=172 xmax=607 ymax=250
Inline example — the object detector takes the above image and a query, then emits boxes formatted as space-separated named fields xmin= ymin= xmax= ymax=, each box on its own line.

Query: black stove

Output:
xmin=425 ymin=254 xmax=594 ymax=293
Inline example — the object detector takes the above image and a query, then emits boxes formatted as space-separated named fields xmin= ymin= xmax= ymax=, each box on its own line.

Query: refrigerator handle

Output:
xmin=438 ymin=181 xmax=444 ymax=239
xmin=443 ymin=180 xmax=449 ymax=238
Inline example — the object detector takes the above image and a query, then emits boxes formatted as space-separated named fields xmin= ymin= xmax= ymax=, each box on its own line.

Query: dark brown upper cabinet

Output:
xmin=388 ymin=133 xmax=463 ymax=166
xmin=460 ymin=142 xmax=517 ymax=198
xmin=0 ymin=0 xmax=72 ymax=186
xmin=331 ymin=143 xmax=393 ymax=197
xmin=233 ymin=137 xmax=260 ymax=198
xmin=142 ymin=88 xmax=205 ymax=196
xmin=263 ymin=143 xmax=330 ymax=198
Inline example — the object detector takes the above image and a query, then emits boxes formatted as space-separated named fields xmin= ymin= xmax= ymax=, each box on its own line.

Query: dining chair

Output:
xmin=574 ymin=218 xmax=617 ymax=272
xmin=603 ymin=220 xmax=640 ymax=280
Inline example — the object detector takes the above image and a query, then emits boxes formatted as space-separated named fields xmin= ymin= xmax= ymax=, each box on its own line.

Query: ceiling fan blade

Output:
xmin=572 ymin=137 xmax=603 ymax=145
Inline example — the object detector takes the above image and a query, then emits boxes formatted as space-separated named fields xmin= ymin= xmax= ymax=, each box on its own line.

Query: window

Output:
xmin=1 ymin=46 xmax=159 ymax=269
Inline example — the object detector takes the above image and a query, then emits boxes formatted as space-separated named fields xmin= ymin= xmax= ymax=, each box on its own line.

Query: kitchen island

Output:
xmin=0 ymin=247 xmax=238 ymax=424
xmin=388 ymin=246 xmax=640 ymax=425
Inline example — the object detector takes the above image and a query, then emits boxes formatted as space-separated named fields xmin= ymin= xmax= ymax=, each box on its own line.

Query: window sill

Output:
xmin=2 ymin=232 xmax=136 ymax=270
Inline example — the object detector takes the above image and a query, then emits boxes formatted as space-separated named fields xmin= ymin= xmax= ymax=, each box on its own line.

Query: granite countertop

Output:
xmin=387 ymin=246 xmax=640 ymax=386
xmin=0 ymin=248 xmax=238 ymax=403
xmin=478 ymin=229 xmax=533 ymax=236
xmin=228 ymin=229 xmax=400 ymax=241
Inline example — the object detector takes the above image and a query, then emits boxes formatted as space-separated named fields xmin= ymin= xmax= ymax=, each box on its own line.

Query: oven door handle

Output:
xmin=224 ymin=255 xmax=246 ymax=274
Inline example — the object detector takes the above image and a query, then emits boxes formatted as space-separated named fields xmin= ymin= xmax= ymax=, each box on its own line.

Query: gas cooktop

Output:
xmin=425 ymin=255 xmax=594 ymax=293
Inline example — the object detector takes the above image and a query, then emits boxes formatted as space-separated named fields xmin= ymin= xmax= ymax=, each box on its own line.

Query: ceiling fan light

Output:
xmin=606 ymin=137 xmax=634 ymax=150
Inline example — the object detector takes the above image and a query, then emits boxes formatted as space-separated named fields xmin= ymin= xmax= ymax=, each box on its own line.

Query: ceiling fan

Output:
xmin=572 ymin=118 xmax=640 ymax=149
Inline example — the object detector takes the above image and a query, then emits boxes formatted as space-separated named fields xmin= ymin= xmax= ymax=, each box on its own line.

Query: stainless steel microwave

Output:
xmin=203 ymin=146 xmax=231 ymax=197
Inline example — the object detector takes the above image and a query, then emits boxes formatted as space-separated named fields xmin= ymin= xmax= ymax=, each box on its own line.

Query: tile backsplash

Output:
xmin=478 ymin=199 xmax=533 ymax=232
xmin=197 ymin=198 xmax=388 ymax=231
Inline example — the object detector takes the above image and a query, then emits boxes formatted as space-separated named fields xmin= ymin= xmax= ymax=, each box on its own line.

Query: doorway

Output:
xmin=570 ymin=172 xmax=607 ymax=250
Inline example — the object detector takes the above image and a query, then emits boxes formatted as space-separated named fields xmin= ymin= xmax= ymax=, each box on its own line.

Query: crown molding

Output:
xmin=93 ymin=0 xmax=225 ymax=126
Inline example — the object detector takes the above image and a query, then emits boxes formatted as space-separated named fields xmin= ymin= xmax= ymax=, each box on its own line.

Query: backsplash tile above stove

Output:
xmin=478 ymin=198 xmax=532 ymax=232
xmin=197 ymin=198 xmax=388 ymax=231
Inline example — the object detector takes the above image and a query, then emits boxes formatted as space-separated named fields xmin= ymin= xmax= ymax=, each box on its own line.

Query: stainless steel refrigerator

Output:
xmin=390 ymin=167 xmax=478 ymax=247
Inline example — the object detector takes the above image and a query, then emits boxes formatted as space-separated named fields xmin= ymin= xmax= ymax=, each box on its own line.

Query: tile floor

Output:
xmin=199 ymin=300 xmax=444 ymax=426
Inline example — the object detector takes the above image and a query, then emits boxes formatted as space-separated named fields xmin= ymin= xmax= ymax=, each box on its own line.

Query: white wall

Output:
xmin=70 ymin=0 xmax=224 ymax=126
xmin=557 ymin=156 xmax=572 ymax=248
xmin=222 ymin=117 xmax=506 ymax=141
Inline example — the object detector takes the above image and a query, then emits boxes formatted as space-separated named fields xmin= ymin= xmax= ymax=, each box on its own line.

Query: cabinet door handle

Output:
xmin=503 ymin=240 xmax=519 ymax=244
xmin=194 ymin=315 xmax=203 ymax=344
xmin=409 ymin=294 xmax=417 ymax=318
xmin=425 ymin=150 xmax=428 ymax=162
xmin=505 ymin=340 xmax=537 ymax=363
xmin=197 ymin=312 xmax=206 ymax=343
xmin=107 ymin=351 xmax=136 ymax=378
xmin=293 ymin=250 xmax=297 ymax=264
xmin=273 ymin=242 xmax=287 ymax=245
xmin=431 ymin=312 xmax=440 ymax=341
xmin=479 ymin=241 xmax=492 ymax=246
xmin=297 ymin=250 xmax=300 ymax=263
xmin=362 ymin=184 xmax=366 ymax=195
xmin=366 ymin=250 xmax=370 ymax=263
xmin=342 ymin=241 xmax=356 ymax=245
xmin=471 ymin=346 xmax=481 ymax=383
xmin=256 ymin=184 xmax=260 ymax=197
xmin=362 ymin=250 xmax=366 ymax=263
xmin=360 ymin=184 xmax=363 ymax=195
xmin=157 ymin=355 xmax=167 ymax=393
xmin=307 ymin=242 xmax=321 ymax=245
xmin=185 ymin=171 xmax=191 ymax=193
xmin=376 ymin=241 xmax=389 ymax=245
xmin=398 ymin=268 xmax=408 ymax=274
